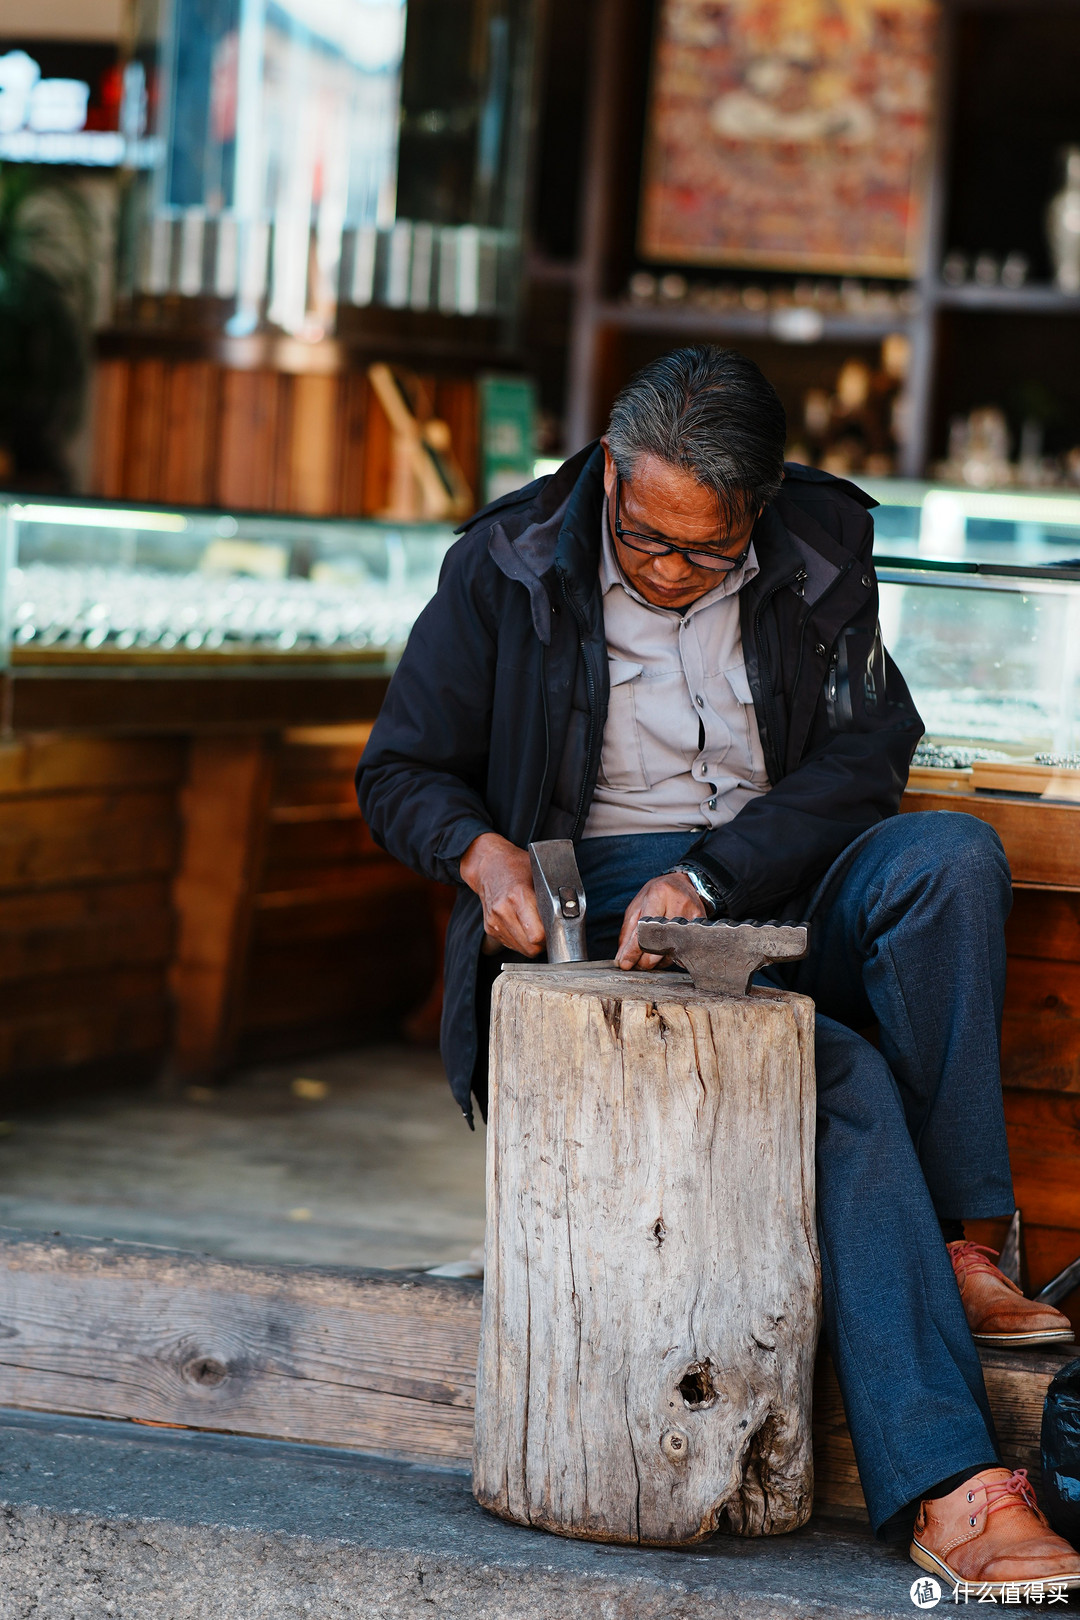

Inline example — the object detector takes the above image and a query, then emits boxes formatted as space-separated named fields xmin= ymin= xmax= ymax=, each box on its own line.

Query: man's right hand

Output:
xmin=459 ymin=833 xmax=546 ymax=957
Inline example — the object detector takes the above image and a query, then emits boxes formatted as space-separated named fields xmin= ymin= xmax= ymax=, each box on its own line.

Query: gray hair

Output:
xmin=606 ymin=345 xmax=787 ymax=521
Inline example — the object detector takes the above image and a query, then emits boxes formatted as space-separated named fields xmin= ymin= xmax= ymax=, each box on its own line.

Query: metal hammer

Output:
xmin=635 ymin=916 xmax=810 ymax=997
xmin=529 ymin=839 xmax=587 ymax=963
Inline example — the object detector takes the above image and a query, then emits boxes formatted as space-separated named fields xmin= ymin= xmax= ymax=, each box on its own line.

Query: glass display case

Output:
xmin=119 ymin=0 xmax=535 ymax=332
xmin=869 ymin=479 xmax=1080 ymax=764
xmin=2 ymin=479 xmax=1080 ymax=761
xmin=0 ymin=498 xmax=455 ymax=674
xmin=866 ymin=479 xmax=1080 ymax=569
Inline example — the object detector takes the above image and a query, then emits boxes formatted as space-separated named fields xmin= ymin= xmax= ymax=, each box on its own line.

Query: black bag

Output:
xmin=1041 ymin=1357 xmax=1080 ymax=1543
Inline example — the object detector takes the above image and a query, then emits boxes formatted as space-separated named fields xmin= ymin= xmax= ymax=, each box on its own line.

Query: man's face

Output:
xmin=601 ymin=443 xmax=761 ymax=610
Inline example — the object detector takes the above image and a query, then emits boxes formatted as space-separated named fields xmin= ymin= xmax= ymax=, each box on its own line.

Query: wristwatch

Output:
xmin=666 ymin=862 xmax=727 ymax=920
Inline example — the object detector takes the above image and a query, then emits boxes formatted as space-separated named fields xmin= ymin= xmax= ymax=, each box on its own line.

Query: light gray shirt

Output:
xmin=583 ymin=508 xmax=770 ymax=838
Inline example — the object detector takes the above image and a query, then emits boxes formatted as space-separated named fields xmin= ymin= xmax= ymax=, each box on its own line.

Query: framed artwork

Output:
xmin=639 ymin=0 xmax=940 ymax=276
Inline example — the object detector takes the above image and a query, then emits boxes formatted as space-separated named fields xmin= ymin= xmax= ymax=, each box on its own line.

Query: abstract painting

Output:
xmin=639 ymin=0 xmax=939 ymax=275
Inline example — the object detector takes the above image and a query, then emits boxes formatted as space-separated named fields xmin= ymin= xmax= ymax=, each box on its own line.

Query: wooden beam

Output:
xmin=0 ymin=1230 xmax=1065 ymax=1524
xmin=169 ymin=737 xmax=274 ymax=1078
xmin=0 ymin=1230 xmax=479 ymax=1468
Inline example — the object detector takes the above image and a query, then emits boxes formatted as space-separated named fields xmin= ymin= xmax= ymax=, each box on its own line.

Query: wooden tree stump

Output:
xmin=473 ymin=964 xmax=820 ymax=1546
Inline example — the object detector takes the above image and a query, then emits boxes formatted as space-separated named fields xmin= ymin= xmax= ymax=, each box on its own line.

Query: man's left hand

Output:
xmin=615 ymin=871 xmax=706 ymax=970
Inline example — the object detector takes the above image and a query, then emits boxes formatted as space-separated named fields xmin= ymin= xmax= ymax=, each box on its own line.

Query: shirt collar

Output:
xmin=599 ymin=500 xmax=759 ymax=613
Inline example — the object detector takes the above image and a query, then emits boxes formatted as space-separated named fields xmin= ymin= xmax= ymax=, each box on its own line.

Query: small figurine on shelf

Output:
xmin=937 ymin=408 xmax=1012 ymax=488
xmin=1047 ymin=145 xmax=1080 ymax=294
xmin=791 ymin=337 xmax=908 ymax=478
xmin=1001 ymin=252 xmax=1030 ymax=289
xmin=942 ymin=251 xmax=968 ymax=286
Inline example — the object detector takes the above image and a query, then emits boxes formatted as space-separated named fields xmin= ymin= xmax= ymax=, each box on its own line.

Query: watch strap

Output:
xmin=667 ymin=861 xmax=727 ymax=919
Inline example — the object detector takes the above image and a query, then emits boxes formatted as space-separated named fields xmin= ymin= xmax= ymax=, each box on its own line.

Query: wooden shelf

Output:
xmin=592 ymin=299 xmax=910 ymax=344
xmin=930 ymin=283 xmax=1080 ymax=314
xmin=560 ymin=0 xmax=1080 ymax=473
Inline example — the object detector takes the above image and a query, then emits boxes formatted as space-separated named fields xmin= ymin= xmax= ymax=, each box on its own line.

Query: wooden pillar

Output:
xmin=286 ymin=372 xmax=342 ymax=515
xmin=473 ymin=964 xmax=820 ymax=1545
xmin=168 ymin=736 xmax=274 ymax=1078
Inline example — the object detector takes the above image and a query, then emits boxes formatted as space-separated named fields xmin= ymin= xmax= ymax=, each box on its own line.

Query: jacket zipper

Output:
xmin=526 ymin=640 xmax=550 ymax=845
xmin=752 ymin=569 xmax=803 ymax=782
xmin=560 ymin=569 xmax=600 ymax=842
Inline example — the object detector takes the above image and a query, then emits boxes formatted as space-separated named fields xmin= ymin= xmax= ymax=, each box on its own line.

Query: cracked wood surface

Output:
xmin=474 ymin=966 xmax=821 ymax=1545
xmin=0 ymin=1228 xmax=480 ymax=1463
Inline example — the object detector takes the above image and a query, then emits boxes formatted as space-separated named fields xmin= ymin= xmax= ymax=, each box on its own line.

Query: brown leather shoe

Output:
xmin=911 ymin=1467 xmax=1080 ymax=1597
xmin=949 ymin=1241 xmax=1075 ymax=1348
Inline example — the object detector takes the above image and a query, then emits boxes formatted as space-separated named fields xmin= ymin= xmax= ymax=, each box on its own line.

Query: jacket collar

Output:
xmin=485 ymin=443 xmax=857 ymax=642
xmin=485 ymin=442 xmax=604 ymax=644
xmin=746 ymin=503 xmax=803 ymax=595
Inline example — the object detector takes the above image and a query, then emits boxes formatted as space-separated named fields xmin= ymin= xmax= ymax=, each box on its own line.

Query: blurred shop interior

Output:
xmin=2 ymin=0 xmax=1080 ymax=1284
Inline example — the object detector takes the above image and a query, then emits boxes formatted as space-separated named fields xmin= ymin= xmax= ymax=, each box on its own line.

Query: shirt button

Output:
xmin=707 ymin=798 xmax=716 ymax=810
xmin=861 ymin=574 xmax=872 ymax=588
xmin=695 ymin=694 xmax=704 ymax=707
xmin=815 ymin=642 xmax=826 ymax=657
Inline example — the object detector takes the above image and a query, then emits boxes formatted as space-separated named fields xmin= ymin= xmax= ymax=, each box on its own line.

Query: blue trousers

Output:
xmin=576 ymin=812 xmax=1015 ymax=1535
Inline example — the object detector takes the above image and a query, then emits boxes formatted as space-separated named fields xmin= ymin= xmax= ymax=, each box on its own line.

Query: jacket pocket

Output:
xmin=724 ymin=663 xmax=768 ymax=781
xmin=597 ymin=660 xmax=649 ymax=790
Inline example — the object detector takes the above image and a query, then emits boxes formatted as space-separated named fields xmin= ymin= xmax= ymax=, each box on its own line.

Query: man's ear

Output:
xmin=601 ymin=438 xmax=617 ymax=499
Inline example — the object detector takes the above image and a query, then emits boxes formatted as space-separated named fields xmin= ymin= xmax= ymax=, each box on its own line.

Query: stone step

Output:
xmin=0 ymin=1408 xmax=924 ymax=1619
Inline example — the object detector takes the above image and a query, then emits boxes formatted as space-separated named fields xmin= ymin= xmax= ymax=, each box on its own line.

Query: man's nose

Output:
xmin=652 ymin=549 xmax=695 ymax=582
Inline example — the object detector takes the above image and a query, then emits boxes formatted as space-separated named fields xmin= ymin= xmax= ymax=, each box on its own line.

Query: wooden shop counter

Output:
xmin=903 ymin=766 xmax=1080 ymax=1324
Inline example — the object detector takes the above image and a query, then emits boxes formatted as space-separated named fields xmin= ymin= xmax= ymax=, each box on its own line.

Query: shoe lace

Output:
xmin=948 ymin=1240 xmax=1006 ymax=1284
xmin=978 ymin=1469 xmax=1039 ymax=1516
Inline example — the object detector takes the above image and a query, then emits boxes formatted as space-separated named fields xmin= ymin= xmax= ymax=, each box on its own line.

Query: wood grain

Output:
xmin=0 ymin=791 xmax=178 ymax=888
xmin=160 ymin=362 xmax=219 ymax=506
xmin=287 ymin=373 xmax=341 ymax=515
xmin=91 ymin=358 xmax=130 ymax=498
xmin=0 ymin=1230 xmax=1062 ymax=1527
xmin=1003 ymin=958 xmax=1080 ymax=1093
xmin=252 ymin=881 xmax=428 ymax=946
xmin=123 ymin=359 xmax=167 ymax=500
xmin=1007 ymin=892 xmax=1080 ymax=963
xmin=169 ymin=737 xmax=273 ymax=1077
xmin=475 ymin=967 xmax=820 ymax=1545
xmin=900 ymin=790 xmax=1080 ymax=889
xmin=0 ymin=982 xmax=170 ymax=1073
xmin=217 ymin=370 xmax=283 ymax=512
xmin=0 ymin=737 xmax=183 ymax=798
xmin=0 ymin=905 xmax=171 ymax=982
xmin=0 ymin=1230 xmax=480 ymax=1465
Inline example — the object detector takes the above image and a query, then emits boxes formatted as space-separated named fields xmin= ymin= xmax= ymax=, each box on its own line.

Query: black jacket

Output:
xmin=356 ymin=444 xmax=923 ymax=1121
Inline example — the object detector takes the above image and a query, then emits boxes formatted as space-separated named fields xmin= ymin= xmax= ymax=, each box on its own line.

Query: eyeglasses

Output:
xmin=611 ymin=474 xmax=753 ymax=574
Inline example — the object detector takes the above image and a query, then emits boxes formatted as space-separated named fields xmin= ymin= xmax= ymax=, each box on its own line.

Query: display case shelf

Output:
xmin=0 ymin=495 xmax=456 ymax=729
xmin=0 ymin=498 xmax=455 ymax=676
xmin=930 ymin=285 xmax=1080 ymax=314
xmin=592 ymin=301 xmax=912 ymax=344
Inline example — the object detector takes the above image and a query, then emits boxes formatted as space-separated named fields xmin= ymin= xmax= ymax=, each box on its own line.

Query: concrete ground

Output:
xmin=0 ymin=1045 xmax=486 ymax=1269
xmin=0 ymin=1408 xmax=922 ymax=1620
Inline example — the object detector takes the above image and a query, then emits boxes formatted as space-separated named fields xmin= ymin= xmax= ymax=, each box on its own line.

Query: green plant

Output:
xmin=0 ymin=163 xmax=95 ymax=489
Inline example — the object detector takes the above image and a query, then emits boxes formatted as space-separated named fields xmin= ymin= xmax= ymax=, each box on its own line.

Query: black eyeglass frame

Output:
xmin=611 ymin=473 xmax=753 ymax=574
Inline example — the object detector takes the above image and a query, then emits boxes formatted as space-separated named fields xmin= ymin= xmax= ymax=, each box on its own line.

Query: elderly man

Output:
xmin=357 ymin=345 xmax=1079 ymax=1591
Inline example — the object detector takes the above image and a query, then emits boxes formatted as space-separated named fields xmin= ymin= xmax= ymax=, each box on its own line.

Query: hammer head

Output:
xmin=635 ymin=916 xmax=809 ymax=997
xmin=529 ymin=839 xmax=587 ymax=963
